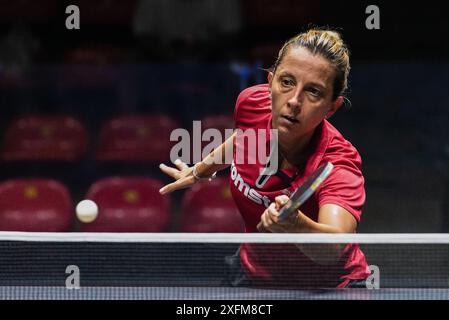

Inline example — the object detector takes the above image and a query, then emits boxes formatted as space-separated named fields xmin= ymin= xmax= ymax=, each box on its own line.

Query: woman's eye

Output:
xmin=281 ymin=79 xmax=293 ymax=87
xmin=308 ymin=88 xmax=321 ymax=97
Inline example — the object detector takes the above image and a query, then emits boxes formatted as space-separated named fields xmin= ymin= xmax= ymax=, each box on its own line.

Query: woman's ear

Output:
xmin=326 ymin=96 xmax=344 ymax=119
xmin=267 ymin=72 xmax=274 ymax=86
xmin=267 ymin=72 xmax=274 ymax=96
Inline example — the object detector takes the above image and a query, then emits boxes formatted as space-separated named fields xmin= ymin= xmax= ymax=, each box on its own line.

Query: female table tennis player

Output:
xmin=160 ymin=28 xmax=369 ymax=288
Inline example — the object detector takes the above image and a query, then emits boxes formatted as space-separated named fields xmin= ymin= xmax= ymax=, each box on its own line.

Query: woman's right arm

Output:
xmin=159 ymin=131 xmax=236 ymax=195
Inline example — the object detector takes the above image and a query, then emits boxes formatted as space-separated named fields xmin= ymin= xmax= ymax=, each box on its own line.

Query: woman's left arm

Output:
xmin=296 ymin=203 xmax=357 ymax=234
xmin=258 ymin=196 xmax=358 ymax=264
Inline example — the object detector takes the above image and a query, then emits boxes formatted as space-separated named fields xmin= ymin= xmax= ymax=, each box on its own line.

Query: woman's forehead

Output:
xmin=277 ymin=47 xmax=334 ymax=84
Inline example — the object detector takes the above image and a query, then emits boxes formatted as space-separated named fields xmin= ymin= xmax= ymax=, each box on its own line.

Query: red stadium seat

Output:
xmin=179 ymin=178 xmax=244 ymax=232
xmin=58 ymin=46 xmax=125 ymax=88
xmin=79 ymin=177 xmax=171 ymax=232
xmin=0 ymin=179 xmax=73 ymax=231
xmin=1 ymin=115 xmax=88 ymax=161
xmin=64 ymin=45 xmax=130 ymax=65
xmin=96 ymin=115 xmax=180 ymax=163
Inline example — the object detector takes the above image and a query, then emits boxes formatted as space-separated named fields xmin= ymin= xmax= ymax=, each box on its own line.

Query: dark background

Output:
xmin=0 ymin=0 xmax=448 ymax=232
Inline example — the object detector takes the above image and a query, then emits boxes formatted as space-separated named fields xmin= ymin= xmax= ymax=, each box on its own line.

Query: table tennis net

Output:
xmin=0 ymin=233 xmax=448 ymax=299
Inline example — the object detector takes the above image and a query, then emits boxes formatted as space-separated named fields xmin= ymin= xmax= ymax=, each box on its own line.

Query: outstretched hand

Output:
xmin=159 ymin=159 xmax=197 ymax=195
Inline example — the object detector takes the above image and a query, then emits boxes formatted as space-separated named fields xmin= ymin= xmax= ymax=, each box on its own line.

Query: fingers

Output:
xmin=256 ymin=221 xmax=269 ymax=233
xmin=274 ymin=195 xmax=289 ymax=210
xmin=159 ymin=159 xmax=191 ymax=179
xmin=159 ymin=163 xmax=180 ymax=179
xmin=159 ymin=176 xmax=196 ymax=195
xmin=159 ymin=160 xmax=196 ymax=195
xmin=259 ymin=203 xmax=279 ymax=229
xmin=174 ymin=159 xmax=189 ymax=171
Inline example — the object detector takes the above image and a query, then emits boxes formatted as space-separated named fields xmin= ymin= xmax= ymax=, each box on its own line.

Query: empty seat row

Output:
xmin=0 ymin=177 xmax=244 ymax=233
xmin=1 ymin=114 xmax=234 ymax=163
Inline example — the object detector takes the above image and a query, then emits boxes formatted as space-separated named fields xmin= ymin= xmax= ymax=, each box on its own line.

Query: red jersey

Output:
xmin=230 ymin=84 xmax=370 ymax=288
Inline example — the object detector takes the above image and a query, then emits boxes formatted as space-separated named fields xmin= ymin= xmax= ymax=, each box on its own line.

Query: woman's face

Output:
xmin=269 ymin=46 xmax=343 ymax=140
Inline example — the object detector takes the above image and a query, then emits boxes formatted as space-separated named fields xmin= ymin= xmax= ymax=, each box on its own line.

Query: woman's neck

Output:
xmin=278 ymin=130 xmax=315 ymax=169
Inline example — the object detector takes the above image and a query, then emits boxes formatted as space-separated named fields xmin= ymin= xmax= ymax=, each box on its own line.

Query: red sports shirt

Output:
xmin=230 ymin=84 xmax=370 ymax=288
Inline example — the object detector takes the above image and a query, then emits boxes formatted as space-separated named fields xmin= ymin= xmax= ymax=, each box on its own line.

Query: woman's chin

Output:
xmin=277 ymin=121 xmax=299 ymax=133
xmin=272 ymin=118 xmax=300 ymax=137
xmin=277 ymin=125 xmax=290 ymax=134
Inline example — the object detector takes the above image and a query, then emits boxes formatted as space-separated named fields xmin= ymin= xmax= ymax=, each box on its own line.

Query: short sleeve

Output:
xmin=233 ymin=84 xmax=271 ymax=130
xmin=316 ymin=166 xmax=366 ymax=222
xmin=233 ymin=88 xmax=248 ymax=129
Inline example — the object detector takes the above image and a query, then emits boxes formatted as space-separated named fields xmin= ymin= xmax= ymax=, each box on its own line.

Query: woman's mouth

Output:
xmin=281 ymin=115 xmax=299 ymax=125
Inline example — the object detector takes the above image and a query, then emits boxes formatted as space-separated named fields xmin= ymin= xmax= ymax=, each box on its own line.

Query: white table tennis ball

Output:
xmin=76 ymin=200 xmax=98 ymax=223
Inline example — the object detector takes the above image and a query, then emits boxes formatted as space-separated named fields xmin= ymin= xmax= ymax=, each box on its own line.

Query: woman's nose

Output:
xmin=287 ymin=92 xmax=303 ymax=110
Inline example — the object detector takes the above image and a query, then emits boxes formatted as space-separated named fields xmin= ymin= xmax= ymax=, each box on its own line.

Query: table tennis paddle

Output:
xmin=257 ymin=161 xmax=334 ymax=231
